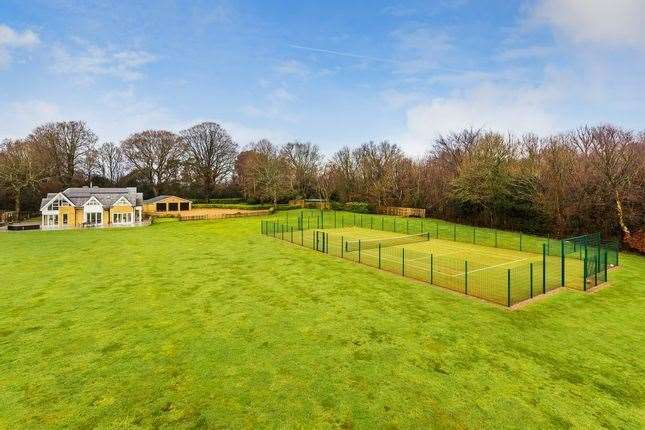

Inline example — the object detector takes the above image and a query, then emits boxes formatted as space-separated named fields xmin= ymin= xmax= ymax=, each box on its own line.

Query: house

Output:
xmin=142 ymin=195 xmax=192 ymax=214
xmin=40 ymin=187 xmax=144 ymax=229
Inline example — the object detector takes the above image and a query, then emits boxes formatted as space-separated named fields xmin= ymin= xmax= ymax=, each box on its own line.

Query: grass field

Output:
xmin=1 ymin=217 xmax=644 ymax=428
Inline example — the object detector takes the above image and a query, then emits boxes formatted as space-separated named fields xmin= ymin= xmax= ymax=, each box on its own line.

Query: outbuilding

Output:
xmin=143 ymin=195 xmax=192 ymax=214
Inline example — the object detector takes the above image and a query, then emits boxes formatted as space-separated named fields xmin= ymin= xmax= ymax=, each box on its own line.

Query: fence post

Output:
xmin=341 ymin=236 xmax=344 ymax=258
xmin=334 ymin=212 xmax=337 ymax=228
xmin=560 ymin=240 xmax=565 ymax=287
xmin=281 ymin=224 xmax=284 ymax=240
xmin=436 ymin=223 xmax=439 ymax=239
xmin=312 ymin=230 xmax=315 ymax=250
xmin=381 ymin=217 xmax=384 ymax=230
xmin=464 ymin=261 xmax=468 ymax=295
xmin=542 ymin=244 xmax=546 ymax=294
xmin=360 ymin=214 xmax=363 ymax=228
xmin=402 ymin=249 xmax=405 ymax=276
xmin=371 ymin=216 xmax=373 ymax=229
xmin=301 ymin=228 xmax=304 ymax=246
xmin=353 ymin=213 xmax=356 ymax=225
xmin=378 ymin=243 xmax=381 ymax=269
xmin=604 ymin=246 xmax=608 ymax=281
xmin=453 ymin=224 xmax=456 ymax=241
xmin=507 ymin=269 xmax=511 ymax=307
xmin=595 ymin=247 xmax=599 ymax=286
xmin=290 ymin=226 xmax=293 ymax=242
xmin=321 ymin=210 xmax=324 ymax=228
xmin=583 ymin=246 xmax=588 ymax=291
xmin=530 ymin=263 xmax=533 ymax=298
xmin=519 ymin=232 xmax=523 ymax=251
xmin=394 ymin=218 xmax=396 ymax=232
xmin=473 ymin=227 xmax=476 ymax=244
xmin=358 ymin=240 xmax=362 ymax=263
xmin=430 ymin=254 xmax=434 ymax=284
xmin=495 ymin=230 xmax=498 ymax=247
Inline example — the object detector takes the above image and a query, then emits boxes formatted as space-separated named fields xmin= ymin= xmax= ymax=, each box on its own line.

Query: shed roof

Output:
xmin=143 ymin=195 xmax=192 ymax=204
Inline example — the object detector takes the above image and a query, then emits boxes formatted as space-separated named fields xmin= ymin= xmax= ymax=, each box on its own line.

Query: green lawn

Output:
xmin=0 ymin=217 xmax=643 ymax=428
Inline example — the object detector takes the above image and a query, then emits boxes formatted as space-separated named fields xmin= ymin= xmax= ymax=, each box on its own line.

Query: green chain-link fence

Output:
xmin=261 ymin=211 xmax=618 ymax=307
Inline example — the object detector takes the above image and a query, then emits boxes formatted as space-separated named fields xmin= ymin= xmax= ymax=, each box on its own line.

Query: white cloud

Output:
xmin=532 ymin=0 xmax=645 ymax=50
xmin=0 ymin=100 xmax=61 ymax=139
xmin=221 ymin=121 xmax=293 ymax=146
xmin=0 ymin=24 xmax=40 ymax=68
xmin=275 ymin=59 xmax=311 ymax=78
xmin=241 ymin=87 xmax=299 ymax=122
xmin=51 ymin=40 xmax=156 ymax=83
xmin=391 ymin=26 xmax=454 ymax=74
xmin=397 ymin=81 xmax=563 ymax=155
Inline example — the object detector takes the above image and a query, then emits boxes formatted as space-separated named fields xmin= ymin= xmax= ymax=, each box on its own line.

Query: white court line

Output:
xmin=360 ymin=251 xmax=532 ymax=277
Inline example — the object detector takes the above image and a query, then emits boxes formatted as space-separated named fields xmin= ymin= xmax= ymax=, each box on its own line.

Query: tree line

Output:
xmin=1 ymin=121 xmax=643 ymax=249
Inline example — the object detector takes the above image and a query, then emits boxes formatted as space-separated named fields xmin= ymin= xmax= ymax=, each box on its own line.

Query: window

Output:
xmin=180 ymin=202 xmax=189 ymax=211
xmin=168 ymin=202 xmax=178 ymax=211
xmin=156 ymin=202 xmax=166 ymax=212
xmin=63 ymin=214 xmax=68 ymax=224
xmin=86 ymin=212 xmax=101 ymax=225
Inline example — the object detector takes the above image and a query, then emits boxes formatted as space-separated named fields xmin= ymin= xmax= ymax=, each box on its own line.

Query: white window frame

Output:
xmin=83 ymin=196 xmax=103 ymax=226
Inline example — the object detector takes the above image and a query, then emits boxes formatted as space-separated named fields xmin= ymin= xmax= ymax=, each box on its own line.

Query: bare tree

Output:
xmin=234 ymin=149 xmax=261 ymax=201
xmin=30 ymin=121 xmax=98 ymax=186
xmin=330 ymin=146 xmax=357 ymax=202
xmin=0 ymin=139 xmax=47 ymax=216
xmin=121 ymin=130 xmax=185 ymax=196
xmin=82 ymin=147 xmax=99 ymax=184
xmin=98 ymin=142 xmax=125 ymax=184
xmin=315 ymin=160 xmax=337 ymax=203
xmin=585 ymin=125 xmax=642 ymax=239
xmin=281 ymin=141 xmax=321 ymax=198
xmin=249 ymin=139 xmax=288 ymax=206
xmin=354 ymin=140 xmax=405 ymax=206
xmin=180 ymin=122 xmax=238 ymax=200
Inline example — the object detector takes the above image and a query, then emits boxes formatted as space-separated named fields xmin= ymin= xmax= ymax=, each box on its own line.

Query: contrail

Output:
xmin=287 ymin=44 xmax=398 ymax=64
xmin=287 ymin=43 xmax=544 ymax=85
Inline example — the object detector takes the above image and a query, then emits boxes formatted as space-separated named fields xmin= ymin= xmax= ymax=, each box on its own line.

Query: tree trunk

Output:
xmin=615 ymin=190 xmax=631 ymax=239
xmin=14 ymin=190 xmax=21 ymax=218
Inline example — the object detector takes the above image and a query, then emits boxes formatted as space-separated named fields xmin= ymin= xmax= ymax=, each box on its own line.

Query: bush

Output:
xmin=192 ymin=197 xmax=246 ymax=204
xmin=342 ymin=202 xmax=373 ymax=214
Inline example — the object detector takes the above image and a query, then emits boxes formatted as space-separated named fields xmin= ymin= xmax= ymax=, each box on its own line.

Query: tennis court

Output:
xmin=261 ymin=213 xmax=612 ymax=307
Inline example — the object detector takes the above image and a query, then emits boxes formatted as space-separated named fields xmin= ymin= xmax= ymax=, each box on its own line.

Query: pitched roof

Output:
xmin=143 ymin=195 xmax=191 ymax=204
xmin=40 ymin=187 xmax=143 ymax=210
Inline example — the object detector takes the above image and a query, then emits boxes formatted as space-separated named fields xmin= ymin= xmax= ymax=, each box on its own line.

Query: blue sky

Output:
xmin=1 ymin=0 xmax=644 ymax=154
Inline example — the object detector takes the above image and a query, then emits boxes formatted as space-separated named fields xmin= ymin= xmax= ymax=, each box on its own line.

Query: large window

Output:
xmin=156 ymin=202 xmax=166 ymax=212
xmin=63 ymin=214 xmax=68 ymax=225
xmin=168 ymin=202 xmax=178 ymax=211
xmin=86 ymin=212 xmax=101 ymax=225
xmin=113 ymin=212 xmax=133 ymax=224
xmin=180 ymin=202 xmax=189 ymax=211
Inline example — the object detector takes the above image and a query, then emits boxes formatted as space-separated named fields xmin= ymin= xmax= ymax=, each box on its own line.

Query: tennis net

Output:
xmin=344 ymin=232 xmax=430 ymax=252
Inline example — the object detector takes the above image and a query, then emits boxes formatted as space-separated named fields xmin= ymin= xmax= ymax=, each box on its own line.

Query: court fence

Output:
xmin=260 ymin=210 xmax=619 ymax=307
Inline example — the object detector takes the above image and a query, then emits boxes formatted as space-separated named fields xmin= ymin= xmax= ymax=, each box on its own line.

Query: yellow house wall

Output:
xmin=57 ymin=206 xmax=77 ymax=227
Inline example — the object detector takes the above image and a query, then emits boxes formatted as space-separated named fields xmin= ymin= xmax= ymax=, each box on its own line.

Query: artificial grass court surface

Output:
xmin=0 ymin=218 xmax=643 ymax=428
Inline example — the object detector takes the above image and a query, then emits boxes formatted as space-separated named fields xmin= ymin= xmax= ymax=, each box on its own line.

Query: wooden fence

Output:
xmin=179 ymin=210 xmax=271 ymax=222
xmin=377 ymin=206 xmax=426 ymax=218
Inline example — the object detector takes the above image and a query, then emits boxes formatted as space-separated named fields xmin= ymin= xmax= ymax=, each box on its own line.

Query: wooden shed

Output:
xmin=143 ymin=195 xmax=192 ymax=214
